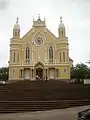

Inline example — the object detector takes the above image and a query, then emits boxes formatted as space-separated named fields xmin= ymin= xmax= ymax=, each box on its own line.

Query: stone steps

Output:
xmin=0 ymin=80 xmax=89 ymax=113
xmin=0 ymin=100 xmax=90 ymax=113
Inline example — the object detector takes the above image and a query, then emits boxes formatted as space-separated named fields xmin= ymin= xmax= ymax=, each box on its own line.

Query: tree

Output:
xmin=70 ymin=66 xmax=76 ymax=79
xmin=70 ymin=63 xmax=88 ymax=83
xmin=85 ymin=68 xmax=90 ymax=79
xmin=0 ymin=67 xmax=9 ymax=81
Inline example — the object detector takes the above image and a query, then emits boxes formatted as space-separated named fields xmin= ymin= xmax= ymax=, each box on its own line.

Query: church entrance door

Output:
xmin=36 ymin=68 xmax=43 ymax=80
xmin=49 ymin=68 xmax=55 ymax=80
xmin=25 ymin=69 xmax=29 ymax=80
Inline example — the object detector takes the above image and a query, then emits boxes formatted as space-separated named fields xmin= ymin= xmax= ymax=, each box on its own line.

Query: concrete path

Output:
xmin=0 ymin=105 xmax=90 ymax=120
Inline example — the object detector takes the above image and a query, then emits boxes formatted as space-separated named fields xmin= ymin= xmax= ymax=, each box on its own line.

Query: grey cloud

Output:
xmin=0 ymin=0 xmax=10 ymax=9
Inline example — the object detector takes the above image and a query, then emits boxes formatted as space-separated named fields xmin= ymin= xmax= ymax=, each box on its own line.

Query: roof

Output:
xmin=69 ymin=57 xmax=73 ymax=62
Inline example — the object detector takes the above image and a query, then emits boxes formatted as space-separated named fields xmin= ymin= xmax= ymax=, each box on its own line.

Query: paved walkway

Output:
xmin=0 ymin=105 xmax=90 ymax=120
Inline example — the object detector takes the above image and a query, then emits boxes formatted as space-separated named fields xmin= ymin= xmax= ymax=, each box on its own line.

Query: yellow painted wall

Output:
xmin=9 ymin=17 xmax=72 ymax=80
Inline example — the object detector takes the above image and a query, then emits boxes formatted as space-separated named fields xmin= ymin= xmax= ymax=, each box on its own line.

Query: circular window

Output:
xmin=34 ymin=37 xmax=44 ymax=46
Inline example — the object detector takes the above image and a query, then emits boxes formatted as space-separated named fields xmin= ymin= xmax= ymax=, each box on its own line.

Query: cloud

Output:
xmin=0 ymin=0 xmax=10 ymax=9
xmin=0 ymin=0 xmax=90 ymax=67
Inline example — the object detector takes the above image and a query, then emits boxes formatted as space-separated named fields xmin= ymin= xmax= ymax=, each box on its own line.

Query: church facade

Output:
xmin=9 ymin=16 xmax=73 ymax=81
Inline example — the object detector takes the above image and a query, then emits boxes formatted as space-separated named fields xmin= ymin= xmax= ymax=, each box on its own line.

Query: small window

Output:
xmin=26 ymin=47 xmax=30 ymax=60
xmin=63 ymin=52 xmax=65 ymax=62
xmin=60 ymin=52 xmax=61 ymax=62
xmin=67 ymin=52 xmax=68 ymax=61
xmin=13 ymin=69 xmax=15 ymax=74
xmin=62 ymin=31 xmax=63 ymax=36
xmin=49 ymin=46 xmax=53 ymax=63
xmin=15 ymin=31 xmax=17 ymax=37
xmin=17 ymin=52 xmax=19 ymax=62
xmin=14 ymin=52 xmax=15 ymax=62
xmin=64 ymin=69 xmax=66 ymax=72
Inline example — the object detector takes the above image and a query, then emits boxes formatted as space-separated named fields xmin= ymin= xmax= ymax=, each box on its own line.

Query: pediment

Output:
xmin=20 ymin=27 xmax=58 ymax=45
xmin=32 ymin=32 xmax=46 ymax=42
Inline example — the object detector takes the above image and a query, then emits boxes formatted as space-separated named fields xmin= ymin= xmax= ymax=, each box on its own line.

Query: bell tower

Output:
xmin=58 ymin=17 xmax=66 ymax=37
xmin=13 ymin=17 xmax=20 ymax=39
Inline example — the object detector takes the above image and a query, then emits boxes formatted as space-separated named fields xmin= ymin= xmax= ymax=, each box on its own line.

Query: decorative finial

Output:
xmin=16 ymin=17 xmax=19 ymax=23
xmin=60 ymin=16 xmax=62 ymax=23
xmin=38 ymin=14 xmax=40 ymax=19
xmin=33 ymin=16 xmax=34 ymax=21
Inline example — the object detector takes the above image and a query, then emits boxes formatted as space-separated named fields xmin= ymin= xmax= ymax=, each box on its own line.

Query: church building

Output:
xmin=9 ymin=16 xmax=73 ymax=81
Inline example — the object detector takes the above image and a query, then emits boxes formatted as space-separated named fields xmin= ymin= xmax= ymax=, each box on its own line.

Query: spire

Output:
xmin=14 ymin=17 xmax=20 ymax=30
xmin=16 ymin=17 xmax=19 ymax=23
xmin=13 ymin=17 xmax=20 ymax=39
xmin=60 ymin=16 xmax=62 ymax=23
xmin=59 ymin=16 xmax=65 ymax=29
xmin=32 ymin=15 xmax=46 ymax=27
xmin=38 ymin=14 xmax=40 ymax=20
xmin=33 ymin=16 xmax=34 ymax=21
xmin=58 ymin=16 xmax=66 ymax=37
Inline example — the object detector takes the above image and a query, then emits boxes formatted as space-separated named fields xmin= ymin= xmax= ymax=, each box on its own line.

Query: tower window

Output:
xmin=49 ymin=46 xmax=53 ymax=63
xmin=60 ymin=52 xmax=61 ymax=62
xmin=62 ymin=31 xmax=63 ymax=36
xmin=67 ymin=52 xmax=68 ymax=61
xmin=15 ymin=31 xmax=17 ymax=37
xmin=14 ymin=52 xmax=15 ymax=62
xmin=26 ymin=47 xmax=30 ymax=59
xmin=17 ymin=52 xmax=19 ymax=62
xmin=63 ymin=52 xmax=65 ymax=62
xmin=13 ymin=69 xmax=15 ymax=73
xmin=64 ymin=69 xmax=66 ymax=72
xmin=20 ymin=70 xmax=23 ymax=78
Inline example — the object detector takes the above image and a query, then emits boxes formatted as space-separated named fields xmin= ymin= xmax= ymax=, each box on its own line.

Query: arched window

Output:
xmin=15 ymin=31 xmax=17 ymax=38
xmin=63 ymin=52 xmax=65 ymax=62
xmin=62 ymin=31 xmax=63 ymax=36
xmin=60 ymin=52 xmax=61 ymax=62
xmin=67 ymin=52 xmax=68 ymax=61
xmin=14 ymin=52 xmax=15 ymax=62
xmin=49 ymin=46 xmax=53 ymax=63
xmin=17 ymin=52 xmax=19 ymax=62
xmin=26 ymin=47 xmax=30 ymax=59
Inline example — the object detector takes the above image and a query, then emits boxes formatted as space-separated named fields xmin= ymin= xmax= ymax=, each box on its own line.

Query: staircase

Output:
xmin=0 ymin=99 xmax=90 ymax=113
xmin=0 ymin=80 xmax=89 ymax=113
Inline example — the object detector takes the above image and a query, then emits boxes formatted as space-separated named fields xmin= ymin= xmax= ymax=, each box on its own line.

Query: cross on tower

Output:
xmin=38 ymin=14 xmax=40 ymax=19
xmin=16 ymin=17 xmax=19 ymax=23
xmin=60 ymin=16 xmax=62 ymax=23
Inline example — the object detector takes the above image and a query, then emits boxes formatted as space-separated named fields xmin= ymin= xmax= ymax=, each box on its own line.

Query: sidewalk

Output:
xmin=0 ymin=105 xmax=89 ymax=120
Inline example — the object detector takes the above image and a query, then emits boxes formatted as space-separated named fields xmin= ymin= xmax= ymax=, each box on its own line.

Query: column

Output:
xmin=45 ymin=47 xmax=47 ymax=63
xmin=46 ymin=69 xmax=47 ymax=80
xmin=43 ymin=69 xmax=45 ymax=80
xmin=32 ymin=69 xmax=35 ymax=80
xmin=19 ymin=70 xmax=21 ymax=79
xmin=32 ymin=45 xmax=34 ymax=63
xmin=31 ymin=69 xmax=34 ymax=80
xmin=56 ymin=69 xmax=58 ymax=80
xmin=32 ymin=48 xmax=33 ymax=61
xmin=46 ymin=68 xmax=49 ymax=80
xmin=21 ymin=70 xmax=22 ymax=78
xmin=20 ymin=69 xmax=24 ymax=80
xmin=23 ymin=69 xmax=24 ymax=80
xmin=38 ymin=46 xmax=40 ymax=60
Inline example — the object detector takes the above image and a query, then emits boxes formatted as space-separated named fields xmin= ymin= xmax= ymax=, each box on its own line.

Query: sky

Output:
xmin=0 ymin=0 xmax=90 ymax=67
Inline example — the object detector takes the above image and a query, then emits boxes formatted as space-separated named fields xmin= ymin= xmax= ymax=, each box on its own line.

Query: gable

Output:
xmin=46 ymin=28 xmax=57 ymax=40
xmin=20 ymin=26 xmax=58 ymax=45
xmin=21 ymin=28 xmax=33 ymax=40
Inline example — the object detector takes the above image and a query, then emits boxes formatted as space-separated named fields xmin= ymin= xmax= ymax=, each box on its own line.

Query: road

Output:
xmin=0 ymin=105 xmax=90 ymax=120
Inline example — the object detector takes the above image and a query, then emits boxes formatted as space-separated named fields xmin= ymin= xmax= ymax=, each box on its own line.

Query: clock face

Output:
xmin=34 ymin=37 xmax=44 ymax=46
